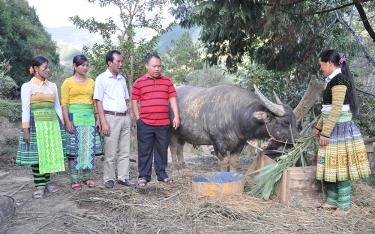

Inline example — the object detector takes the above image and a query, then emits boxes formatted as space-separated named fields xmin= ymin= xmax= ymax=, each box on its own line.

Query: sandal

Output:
xmin=32 ymin=187 xmax=45 ymax=199
xmin=315 ymin=203 xmax=337 ymax=211
xmin=333 ymin=208 xmax=350 ymax=216
xmin=137 ymin=178 xmax=148 ymax=188
xmin=159 ymin=177 xmax=173 ymax=184
xmin=83 ymin=180 xmax=96 ymax=188
xmin=45 ymin=185 xmax=58 ymax=193
xmin=71 ymin=183 xmax=82 ymax=190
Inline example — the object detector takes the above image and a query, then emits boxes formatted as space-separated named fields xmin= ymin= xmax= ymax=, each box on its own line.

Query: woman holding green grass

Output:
xmin=61 ymin=54 xmax=103 ymax=190
xmin=313 ymin=49 xmax=370 ymax=216
xmin=16 ymin=55 xmax=66 ymax=199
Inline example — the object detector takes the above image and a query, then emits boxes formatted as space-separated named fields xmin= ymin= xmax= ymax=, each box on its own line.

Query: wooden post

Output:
xmin=293 ymin=77 xmax=325 ymax=125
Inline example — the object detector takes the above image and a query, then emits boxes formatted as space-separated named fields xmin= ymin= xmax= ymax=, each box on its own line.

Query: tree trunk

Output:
xmin=293 ymin=76 xmax=325 ymax=125
xmin=365 ymin=137 xmax=375 ymax=145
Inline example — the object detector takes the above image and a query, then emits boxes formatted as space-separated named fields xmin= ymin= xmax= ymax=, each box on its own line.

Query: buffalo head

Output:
xmin=253 ymin=85 xmax=299 ymax=151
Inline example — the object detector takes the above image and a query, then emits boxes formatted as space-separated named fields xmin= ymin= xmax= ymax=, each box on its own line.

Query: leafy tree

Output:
xmin=70 ymin=0 xmax=167 ymax=81
xmin=0 ymin=0 xmax=59 ymax=87
xmin=170 ymin=0 xmax=375 ymax=72
xmin=162 ymin=32 xmax=203 ymax=84
xmin=0 ymin=53 xmax=18 ymax=99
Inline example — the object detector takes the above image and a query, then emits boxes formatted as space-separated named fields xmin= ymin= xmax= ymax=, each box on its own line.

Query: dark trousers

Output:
xmin=136 ymin=119 xmax=171 ymax=181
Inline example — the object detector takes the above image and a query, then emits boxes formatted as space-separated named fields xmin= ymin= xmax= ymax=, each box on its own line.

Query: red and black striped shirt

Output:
xmin=132 ymin=74 xmax=176 ymax=126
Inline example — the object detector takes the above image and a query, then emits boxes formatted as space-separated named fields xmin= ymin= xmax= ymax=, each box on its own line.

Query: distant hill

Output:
xmin=46 ymin=25 xmax=200 ymax=64
xmin=157 ymin=25 xmax=200 ymax=54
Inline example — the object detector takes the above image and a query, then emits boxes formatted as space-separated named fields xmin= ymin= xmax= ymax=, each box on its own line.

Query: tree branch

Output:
xmin=306 ymin=0 xmax=372 ymax=15
xmin=354 ymin=0 xmax=375 ymax=42
xmin=336 ymin=10 xmax=375 ymax=66
xmin=258 ymin=0 xmax=308 ymax=7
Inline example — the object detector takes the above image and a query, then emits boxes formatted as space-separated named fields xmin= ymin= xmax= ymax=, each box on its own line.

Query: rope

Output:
xmin=264 ymin=123 xmax=294 ymax=145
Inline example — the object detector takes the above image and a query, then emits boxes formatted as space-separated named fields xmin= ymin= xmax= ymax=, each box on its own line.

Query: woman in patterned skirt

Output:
xmin=16 ymin=56 xmax=66 ymax=199
xmin=61 ymin=54 xmax=103 ymax=190
xmin=313 ymin=49 xmax=370 ymax=216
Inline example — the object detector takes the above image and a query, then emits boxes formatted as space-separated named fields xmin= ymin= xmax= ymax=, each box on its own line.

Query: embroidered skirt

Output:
xmin=16 ymin=102 xmax=66 ymax=174
xmin=65 ymin=104 xmax=103 ymax=170
xmin=316 ymin=113 xmax=370 ymax=182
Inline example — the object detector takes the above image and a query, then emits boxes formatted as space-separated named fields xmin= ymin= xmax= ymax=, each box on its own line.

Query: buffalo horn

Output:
xmin=272 ymin=90 xmax=283 ymax=105
xmin=254 ymin=85 xmax=286 ymax=117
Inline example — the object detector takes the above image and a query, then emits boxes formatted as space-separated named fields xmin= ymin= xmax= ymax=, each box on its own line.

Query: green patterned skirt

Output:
xmin=16 ymin=102 xmax=66 ymax=174
xmin=316 ymin=112 xmax=370 ymax=182
xmin=65 ymin=104 xmax=103 ymax=170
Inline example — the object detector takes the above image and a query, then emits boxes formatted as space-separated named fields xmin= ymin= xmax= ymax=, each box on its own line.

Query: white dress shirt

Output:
xmin=93 ymin=69 xmax=129 ymax=113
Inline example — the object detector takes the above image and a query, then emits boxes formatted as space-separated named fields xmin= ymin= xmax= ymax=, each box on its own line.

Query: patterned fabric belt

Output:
xmin=104 ymin=110 xmax=127 ymax=116
xmin=30 ymin=102 xmax=54 ymax=111
xmin=69 ymin=104 xmax=95 ymax=126
xmin=322 ymin=111 xmax=352 ymax=122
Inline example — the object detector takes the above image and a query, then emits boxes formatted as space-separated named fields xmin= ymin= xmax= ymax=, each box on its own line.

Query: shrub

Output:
xmin=185 ymin=66 xmax=234 ymax=87
xmin=0 ymin=54 xmax=18 ymax=99
xmin=0 ymin=75 xmax=18 ymax=99
xmin=0 ymin=99 xmax=21 ymax=122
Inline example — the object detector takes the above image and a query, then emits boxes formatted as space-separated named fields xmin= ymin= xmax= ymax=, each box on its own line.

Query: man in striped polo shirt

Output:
xmin=131 ymin=53 xmax=180 ymax=187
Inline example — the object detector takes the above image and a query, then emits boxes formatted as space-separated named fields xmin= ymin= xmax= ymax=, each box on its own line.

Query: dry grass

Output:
xmin=35 ymin=165 xmax=375 ymax=234
xmin=1 ymin=143 xmax=375 ymax=233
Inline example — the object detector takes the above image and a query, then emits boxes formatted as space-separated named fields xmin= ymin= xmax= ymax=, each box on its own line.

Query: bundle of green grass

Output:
xmin=248 ymin=136 xmax=317 ymax=200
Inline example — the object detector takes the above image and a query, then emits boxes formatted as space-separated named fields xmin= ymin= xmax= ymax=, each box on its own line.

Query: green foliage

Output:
xmin=0 ymin=0 xmax=59 ymax=87
xmin=82 ymin=38 xmax=158 ymax=82
xmin=185 ymin=66 xmax=233 ymax=87
xmin=70 ymin=0 xmax=167 ymax=81
xmin=357 ymin=94 xmax=375 ymax=136
xmin=170 ymin=1 xmax=363 ymax=73
xmin=234 ymin=59 xmax=309 ymax=108
xmin=0 ymin=55 xmax=18 ymax=99
xmin=162 ymin=32 xmax=203 ymax=84
xmin=0 ymin=98 xmax=21 ymax=122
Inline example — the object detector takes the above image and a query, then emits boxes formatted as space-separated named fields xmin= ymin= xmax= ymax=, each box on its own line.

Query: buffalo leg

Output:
xmin=176 ymin=143 xmax=186 ymax=168
xmin=229 ymin=152 xmax=240 ymax=172
xmin=218 ymin=153 xmax=230 ymax=172
xmin=169 ymin=134 xmax=179 ymax=169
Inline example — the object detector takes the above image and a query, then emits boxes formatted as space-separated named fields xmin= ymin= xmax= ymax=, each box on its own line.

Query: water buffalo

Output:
xmin=169 ymin=84 xmax=298 ymax=172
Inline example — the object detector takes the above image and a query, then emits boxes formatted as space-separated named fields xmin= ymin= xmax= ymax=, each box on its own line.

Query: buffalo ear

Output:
xmin=253 ymin=111 xmax=269 ymax=122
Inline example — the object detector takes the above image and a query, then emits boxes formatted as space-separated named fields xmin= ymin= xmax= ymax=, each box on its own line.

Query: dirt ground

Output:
xmin=0 ymin=117 xmax=375 ymax=233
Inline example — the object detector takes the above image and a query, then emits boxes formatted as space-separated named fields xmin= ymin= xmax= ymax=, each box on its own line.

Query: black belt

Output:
xmin=104 ymin=110 xmax=127 ymax=116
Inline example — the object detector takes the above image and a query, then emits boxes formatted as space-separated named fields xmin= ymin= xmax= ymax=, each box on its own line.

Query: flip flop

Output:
xmin=45 ymin=185 xmax=58 ymax=193
xmin=159 ymin=177 xmax=173 ymax=184
xmin=137 ymin=178 xmax=148 ymax=188
xmin=315 ymin=203 xmax=337 ymax=211
xmin=32 ymin=187 xmax=45 ymax=199
xmin=83 ymin=180 xmax=96 ymax=188
xmin=333 ymin=208 xmax=350 ymax=216
xmin=71 ymin=183 xmax=82 ymax=190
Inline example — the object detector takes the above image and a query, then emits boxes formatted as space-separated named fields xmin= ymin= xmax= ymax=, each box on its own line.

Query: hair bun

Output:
xmin=29 ymin=66 xmax=35 ymax=75
xmin=339 ymin=56 xmax=346 ymax=65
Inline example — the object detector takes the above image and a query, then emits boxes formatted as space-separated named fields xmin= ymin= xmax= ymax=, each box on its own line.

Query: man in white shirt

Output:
xmin=94 ymin=50 xmax=134 ymax=188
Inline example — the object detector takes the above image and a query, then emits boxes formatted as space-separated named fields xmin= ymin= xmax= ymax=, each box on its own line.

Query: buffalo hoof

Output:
xmin=179 ymin=162 xmax=187 ymax=169
xmin=172 ymin=163 xmax=187 ymax=170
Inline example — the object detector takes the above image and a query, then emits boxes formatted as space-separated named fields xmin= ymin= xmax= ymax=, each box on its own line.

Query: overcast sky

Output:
xmin=27 ymin=0 xmax=119 ymax=28
xmin=26 ymin=0 xmax=174 ymax=49
xmin=27 ymin=0 xmax=173 ymax=28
